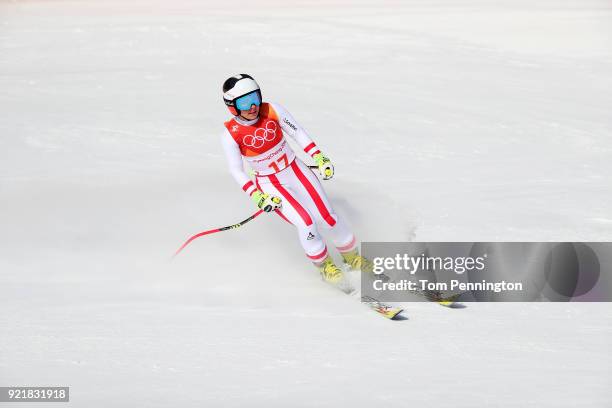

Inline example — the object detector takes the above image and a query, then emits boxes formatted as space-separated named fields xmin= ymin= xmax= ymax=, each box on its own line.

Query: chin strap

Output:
xmin=238 ymin=113 xmax=259 ymax=121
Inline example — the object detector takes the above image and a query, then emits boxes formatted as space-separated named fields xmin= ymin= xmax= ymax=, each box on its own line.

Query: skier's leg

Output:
xmin=286 ymin=159 xmax=376 ymax=273
xmin=257 ymin=174 xmax=344 ymax=284
xmin=288 ymin=159 xmax=357 ymax=253
xmin=256 ymin=176 xmax=326 ymax=262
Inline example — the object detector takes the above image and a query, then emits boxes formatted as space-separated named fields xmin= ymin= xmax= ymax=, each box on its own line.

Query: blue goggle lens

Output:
xmin=235 ymin=91 xmax=261 ymax=111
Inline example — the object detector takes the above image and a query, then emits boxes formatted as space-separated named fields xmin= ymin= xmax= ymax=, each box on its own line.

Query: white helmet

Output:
xmin=222 ymin=74 xmax=261 ymax=116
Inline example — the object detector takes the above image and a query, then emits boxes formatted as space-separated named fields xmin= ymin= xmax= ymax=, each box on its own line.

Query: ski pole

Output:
xmin=175 ymin=166 xmax=320 ymax=257
xmin=173 ymin=210 xmax=264 ymax=258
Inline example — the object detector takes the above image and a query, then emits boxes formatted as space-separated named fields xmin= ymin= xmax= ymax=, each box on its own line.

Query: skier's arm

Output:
xmin=220 ymin=129 xmax=256 ymax=195
xmin=271 ymin=102 xmax=334 ymax=180
xmin=220 ymin=130 xmax=283 ymax=212
xmin=270 ymin=102 xmax=322 ymax=159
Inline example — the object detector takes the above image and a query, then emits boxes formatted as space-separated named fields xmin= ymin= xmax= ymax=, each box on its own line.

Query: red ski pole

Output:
xmin=175 ymin=166 xmax=321 ymax=258
xmin=173 ymin=210 xmax=264 ymax=258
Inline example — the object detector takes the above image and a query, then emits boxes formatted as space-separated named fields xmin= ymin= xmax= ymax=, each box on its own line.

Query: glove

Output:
xmin=252 ymin=191 xmax=282 ymax=213
xmin=313 ymin=152 xmax=334 ymax=180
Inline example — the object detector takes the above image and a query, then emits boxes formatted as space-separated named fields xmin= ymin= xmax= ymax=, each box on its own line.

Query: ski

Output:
xmin=330 ymin=280 xmax=404 ymax=320
xmin=411 ymin=288 xmax=462 ymax=307
xmin=328 ymin=269 xmax=404 ymax=320
xmin=361 ymin=295 xmax=404 ymax=320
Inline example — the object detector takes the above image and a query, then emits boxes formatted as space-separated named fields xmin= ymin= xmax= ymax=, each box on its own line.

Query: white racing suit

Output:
xmin=220 ymin=102 xmax=356 ymax=263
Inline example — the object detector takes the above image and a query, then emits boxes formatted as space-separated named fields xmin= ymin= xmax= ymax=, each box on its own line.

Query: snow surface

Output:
xmin=1 ymin=0 xmax=611 ymax=406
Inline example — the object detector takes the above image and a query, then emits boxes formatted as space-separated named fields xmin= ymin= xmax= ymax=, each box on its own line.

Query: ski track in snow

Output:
xmin=1 ymin=1 xmax=611 ymax=407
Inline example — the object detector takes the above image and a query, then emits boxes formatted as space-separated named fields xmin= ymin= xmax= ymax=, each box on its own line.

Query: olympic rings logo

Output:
xmin=242 ymin=120 xmax=278 ymax=148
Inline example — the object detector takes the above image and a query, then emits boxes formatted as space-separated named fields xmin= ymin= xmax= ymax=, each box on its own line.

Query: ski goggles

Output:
xmin=235 ymin=91 xmax=261 ymax=111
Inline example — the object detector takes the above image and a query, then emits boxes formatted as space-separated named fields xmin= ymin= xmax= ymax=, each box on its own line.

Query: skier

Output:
xmin=220 ymin=74 xmax=369 ymax=285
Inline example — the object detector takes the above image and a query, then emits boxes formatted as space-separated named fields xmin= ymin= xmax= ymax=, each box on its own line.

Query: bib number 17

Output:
xmin=268 ymin=154 xmax=289 ymax=173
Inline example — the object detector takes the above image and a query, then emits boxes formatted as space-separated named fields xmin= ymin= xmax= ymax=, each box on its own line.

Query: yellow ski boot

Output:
xmin=317 ymin=255 xmax=344 ymax=284
xmin=340 ymin=249 xmax=373 ymax=273
xmin=341 ymin=249 xmax=389 ymax=282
